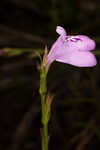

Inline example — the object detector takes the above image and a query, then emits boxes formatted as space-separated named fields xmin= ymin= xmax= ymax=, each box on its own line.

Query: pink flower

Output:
xmin=47 ymin=26 xmax=97 ymax=67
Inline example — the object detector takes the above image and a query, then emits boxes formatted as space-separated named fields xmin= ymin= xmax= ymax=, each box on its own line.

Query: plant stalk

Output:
xmin=39 ymin=66 xmax=49 ymax=150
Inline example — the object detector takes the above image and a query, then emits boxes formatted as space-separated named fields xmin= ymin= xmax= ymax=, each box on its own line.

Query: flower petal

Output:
xmin=66 ymin=35 xmax=96 ymax=51
xmin=56 ymin=51 xmax=97 ymax=67
xmin=56 ymin=26 xmax=67 ymax=36
xmin=47 ymin=36 xmax=64 ymax=66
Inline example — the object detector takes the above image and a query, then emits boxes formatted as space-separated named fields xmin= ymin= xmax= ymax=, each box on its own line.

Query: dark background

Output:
xmin=0 ymin=0 xmax=100 ymax=150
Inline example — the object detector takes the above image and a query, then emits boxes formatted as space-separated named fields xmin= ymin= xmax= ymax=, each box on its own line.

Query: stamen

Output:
xmin=65 ymin=36 xmax=81 ymax=42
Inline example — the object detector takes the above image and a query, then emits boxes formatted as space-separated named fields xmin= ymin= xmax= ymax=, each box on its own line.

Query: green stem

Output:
xmin=39 ymin=67 xmax=49 ymax=150
xmin=42 ymin=124 xmax=48 ymax=150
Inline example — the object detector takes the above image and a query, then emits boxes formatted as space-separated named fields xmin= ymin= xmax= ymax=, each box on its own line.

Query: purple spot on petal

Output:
xmin=65 ymin=36 xmax=82 ymax=42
